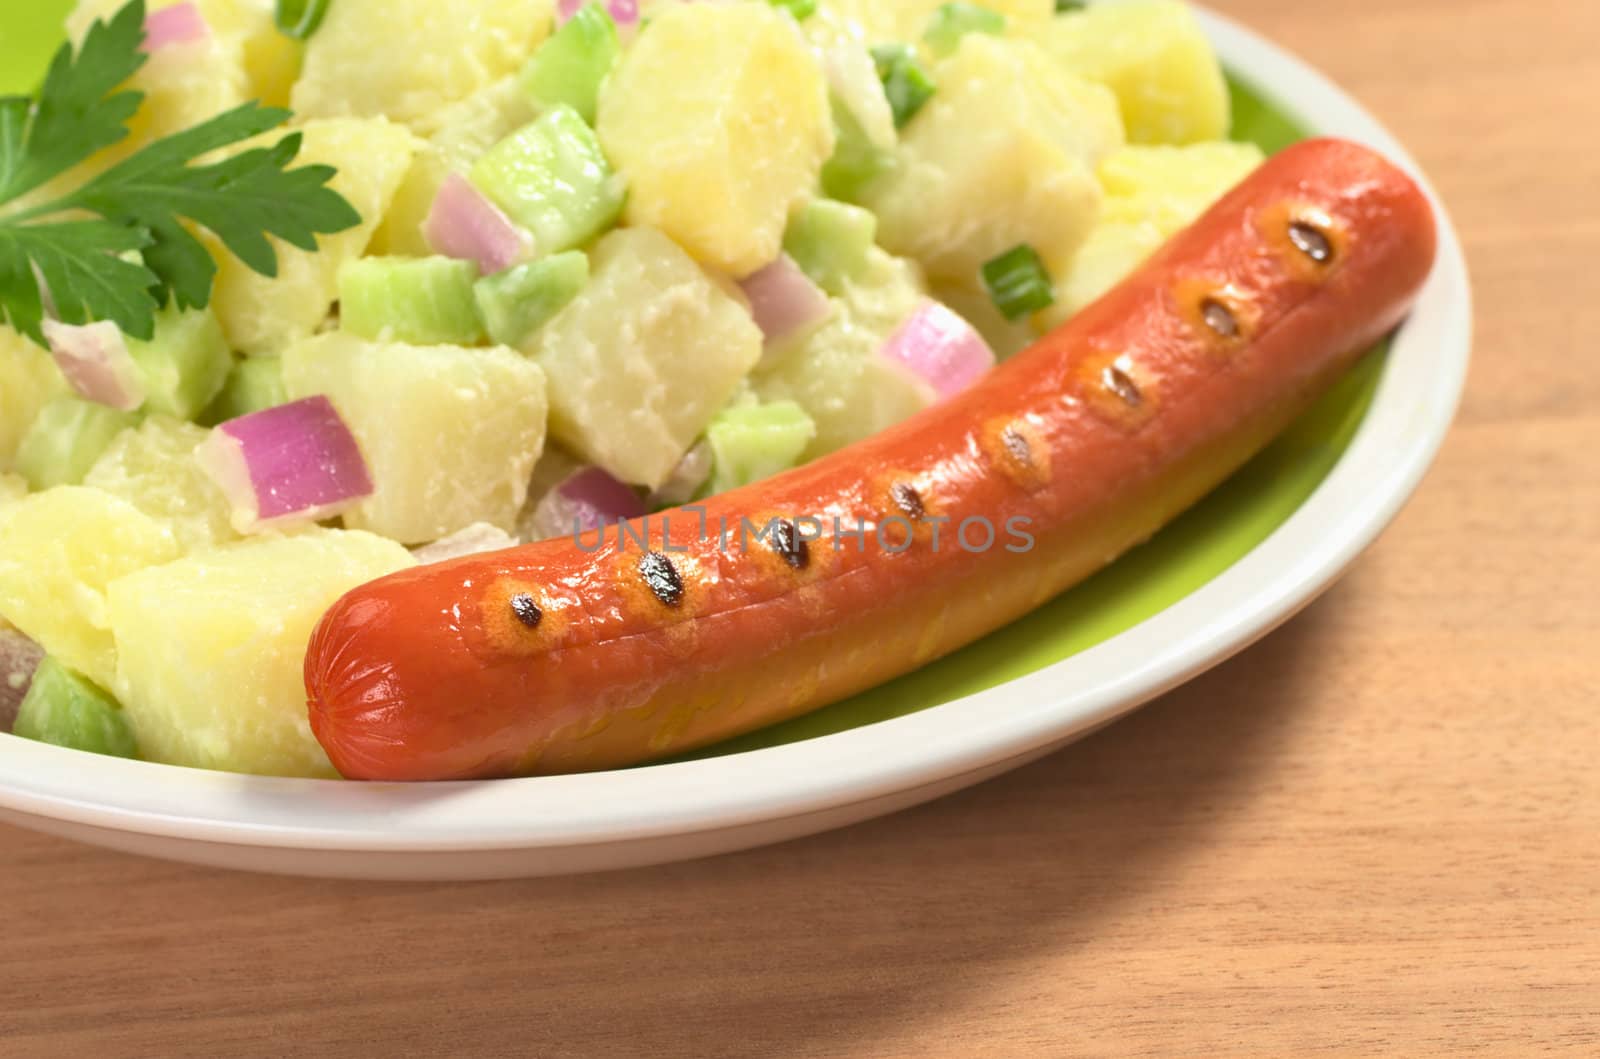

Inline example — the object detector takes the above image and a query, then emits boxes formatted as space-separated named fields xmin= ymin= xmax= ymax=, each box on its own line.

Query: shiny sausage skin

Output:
xmin=307 ymin=138 xmax=1438 ymax=781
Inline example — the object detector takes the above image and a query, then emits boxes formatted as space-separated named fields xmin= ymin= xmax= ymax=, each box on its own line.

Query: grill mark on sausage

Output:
xmin=1102 ymin=363 xmax=1143 ymax=407
xmin=1288 ymin=220 xmax=1334 ymax=264
xmin=769 ymin=519 xmax=811 ymax=571
xmin=509 ymin=593 xmax=543 ymax=629
xmin=1000 ymin=425 xmax=1032 ymax=466
xmin=637 ymin=552 xmax=685 ymax=607
xmin=890 ymin=482 xmax=925 ymax=521
xmin=1200 ymin=297 xmax=1240 ymax=338
xmin=980 ymin=417 xmax=1051 ymax=490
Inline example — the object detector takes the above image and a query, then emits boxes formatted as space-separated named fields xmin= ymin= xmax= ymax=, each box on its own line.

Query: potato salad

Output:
xmin=0 ymin=0 xmax=1265 ymax=776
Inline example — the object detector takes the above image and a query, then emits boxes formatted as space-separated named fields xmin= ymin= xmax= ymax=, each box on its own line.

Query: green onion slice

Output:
xmin=766 ymin=0 xmax=818 ymax=19
xmin=981 ymin=244 xmax=1056 ymax=321
xmin=275 ymin=0 xmax=332 ymax=41
xmin=924 ymin=3 xmax=1008 ymax=57
xmin=871 ymin=45 xmax=938 ymax=130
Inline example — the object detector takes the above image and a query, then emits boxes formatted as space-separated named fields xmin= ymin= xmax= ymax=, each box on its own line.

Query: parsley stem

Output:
xmin=1 ymin=198 xmax=76 ymax=226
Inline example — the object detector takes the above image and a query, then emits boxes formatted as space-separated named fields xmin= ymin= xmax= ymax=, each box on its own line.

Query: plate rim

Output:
xmin=0 ymin=6 xmax=1473 ymax=856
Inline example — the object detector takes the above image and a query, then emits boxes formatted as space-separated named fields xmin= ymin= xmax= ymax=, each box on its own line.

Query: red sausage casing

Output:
xmin=307 ymin=138 xmax=1438 ymax=781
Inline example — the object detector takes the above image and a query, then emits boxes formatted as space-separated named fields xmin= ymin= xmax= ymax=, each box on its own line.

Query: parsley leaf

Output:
xmin=60 ymin=108 xmax=362 ymax=315
xmin=0 ymin=220 xmax=155 ymax=341
xmin=0 ymin=0 xmax=146 ymax=205
xmin=0 ymin=0 xmax=361 ymax=345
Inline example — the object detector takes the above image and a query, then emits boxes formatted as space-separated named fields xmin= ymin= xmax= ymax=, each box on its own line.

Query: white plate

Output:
xmin=0 ymin=8 xmax=1472 ymax=880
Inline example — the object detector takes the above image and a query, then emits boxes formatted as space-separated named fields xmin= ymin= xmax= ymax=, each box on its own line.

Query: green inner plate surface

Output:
xmin=3 ymin=6 xmax=1378 ymax=760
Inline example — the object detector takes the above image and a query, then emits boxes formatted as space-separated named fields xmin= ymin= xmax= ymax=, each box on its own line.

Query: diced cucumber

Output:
xmin=14 ymin=398 xmax=141 ymax=490
xmin=125 ymin=306 xmax=232 ymax=422
xmin=339 ymin=257 xmax=487 ymax=346
xmin=924 ymin=3 xmax=1008 ymax=58
xmin=519 ymin=2 xmax=620 ymax=125
xmin=784 ymin=199 xmax=879 ymax=296
xmin=474 ymin=251 xmax=590 ymax=349
xmin=470 ymin=106 xmax=628 ymax=256
xmin=821 ymin=95 xmax=898 ymax=203
xmin=202 ymin=357 xmax=289 ymax=426
xmin=13 ymin=656 xmax=138 ymax=759
xmin=706 ymin=400 xmax=817 ymax=495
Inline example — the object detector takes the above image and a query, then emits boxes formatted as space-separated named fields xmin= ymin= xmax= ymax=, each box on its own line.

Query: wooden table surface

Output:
xmin=3 ymin=1 xmax=1597 ymax=1055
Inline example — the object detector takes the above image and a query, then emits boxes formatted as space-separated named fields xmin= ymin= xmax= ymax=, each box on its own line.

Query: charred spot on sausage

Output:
xmin=638 ymin=552 xmax=685 ymax=607
xmin=890 ymin=482 xmax=925 ymax=521
xmin=985 ymin=418 xmax=1051 ymax=489
xmin=1074 ymin=351 xmax=1156 ymax=430
xmin=769 ymin=520 xmax=811 ymax=571
xmin=1288 ymin=220 xmax=1334 ymax=264
xmin=1200 ymin=298 xmax=1239 ymax=338
xmin=1000 ymin=425 xmax=1032 ymax=467
xmin=1102 ymin=364 xmax=1143 ymax=407
xmin=510 ymin=593 xmax=543 ymax=629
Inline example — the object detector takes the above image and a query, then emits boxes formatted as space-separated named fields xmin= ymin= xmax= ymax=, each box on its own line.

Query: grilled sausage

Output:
xmin=306 ymin=138 xmax=1439 ymax=780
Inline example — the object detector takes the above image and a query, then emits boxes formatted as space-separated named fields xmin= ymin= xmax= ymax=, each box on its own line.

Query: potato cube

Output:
xmin=865 ymin=35 xmax=1123 ymax=282
xmin=1041 ymin=0 xmax=1230 ymax=145
xmin=107 ymin=529 xmax=414 ymax=776
xmin=291 ymin=0 xmax=553 ymax=132
xmin=0 ymin=487 xmax=179 ymax=690
xmin=533 ymin=228 xmax=764 ymax=488
xmin=598 ymin=3 xmax=834 ymax=276
xmin=283 ymin=334 xmax=549 ymax=544
xmin=84 ymin=417 xmax=242 ymax=554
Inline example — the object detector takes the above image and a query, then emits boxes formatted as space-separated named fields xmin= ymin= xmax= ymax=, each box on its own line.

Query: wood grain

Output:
xmin=3 ymin=1 xmax=1597 ymax=1055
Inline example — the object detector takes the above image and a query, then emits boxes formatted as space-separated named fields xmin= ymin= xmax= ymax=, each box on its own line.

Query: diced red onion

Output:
xmin=425 ymin=173 xmax=533 ymax=276
xmin=0 ymin=627 xmax=45 ymax=736
xmin=740 ymin=255 xmax=831 ymax=360
xmin=880 ymin=299 xmax=997 ymax=400
xmin=412 ymin=523 xmax=518 ymax=565
xmin=524 ymin=466 xmax=645 ymax=541
xmin=557 ymin=0 xmax=639 ymax=29
xmin=143 ymin=3 xmax=209 ymax=50
xmin=42 ymin=319 xmax=145 ymax=412
xmin=195 ymin=396 xmax=374 ymax=532
xmin=649 ymin=441 xmax=712 ymax=508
